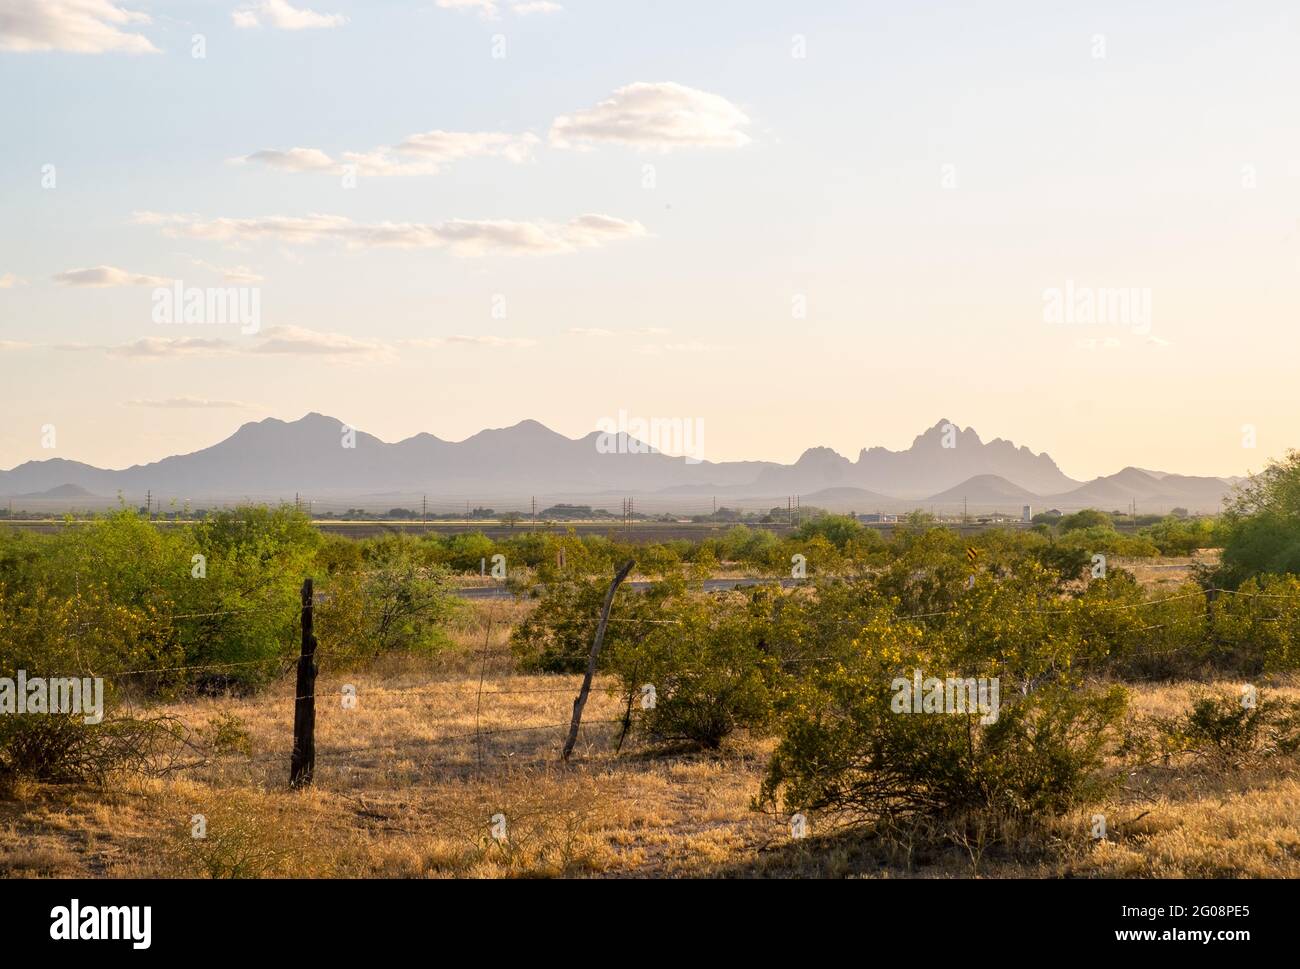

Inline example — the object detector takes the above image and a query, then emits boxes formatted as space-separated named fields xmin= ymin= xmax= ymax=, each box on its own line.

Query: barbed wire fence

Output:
xmin=29 ymin=563 xmax=1300 ymax=855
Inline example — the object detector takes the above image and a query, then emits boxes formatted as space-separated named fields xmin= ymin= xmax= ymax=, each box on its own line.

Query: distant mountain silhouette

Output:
xmin=853 ymin=421 xmax=1076 ymax=497
xmin=0 ymin=414 xmax=1240 ymax=512
xmin=1044 ymin=468 xmax=1237 ymax=510
xmin=16 ymin=483 xmax=98 ymax=499
xmin=680 ymin=419 xmax=1077 ymax=497
xmin=925 ymin=474 xmax=1040 ymax=505
xmin=799 ymin=485 xmax=899 ymax=506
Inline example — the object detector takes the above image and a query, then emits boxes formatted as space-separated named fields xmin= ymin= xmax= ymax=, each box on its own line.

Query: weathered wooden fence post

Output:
xmin=562 ymin=559 xmax=635 ymax=762
xmin=290 ymin=577 xmax=317 ymax=788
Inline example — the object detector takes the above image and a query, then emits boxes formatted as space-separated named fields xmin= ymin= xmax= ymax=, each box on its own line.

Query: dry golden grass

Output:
xmin=4 ymin=597 xmax=1299 ymax=879
xmin=1112 ymin=550 xmax=1219 ymax=590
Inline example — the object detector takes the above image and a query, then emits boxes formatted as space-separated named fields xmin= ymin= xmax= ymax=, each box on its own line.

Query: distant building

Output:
xmin=858 ymin=513 xmax=898 ymax=523
xmin=1022 ymin=504 xmax=1032 ymax=522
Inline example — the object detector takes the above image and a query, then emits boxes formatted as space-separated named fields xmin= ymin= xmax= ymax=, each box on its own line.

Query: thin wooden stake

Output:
xmin=562 ymin=559 xmax=634 ymax=762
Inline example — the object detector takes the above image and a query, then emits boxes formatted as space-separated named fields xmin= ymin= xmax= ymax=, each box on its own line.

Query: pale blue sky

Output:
xmin=2 ymin=0 xmax=1298 ymax=479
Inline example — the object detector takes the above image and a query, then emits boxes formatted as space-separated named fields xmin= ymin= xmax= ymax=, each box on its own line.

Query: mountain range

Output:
xmin=0 ymin=414 xmax=1244 ymax=514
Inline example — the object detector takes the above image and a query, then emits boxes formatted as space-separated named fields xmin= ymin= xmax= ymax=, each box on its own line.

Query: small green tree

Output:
xmin=1217 ymin=450 xmax=1300 ymax=586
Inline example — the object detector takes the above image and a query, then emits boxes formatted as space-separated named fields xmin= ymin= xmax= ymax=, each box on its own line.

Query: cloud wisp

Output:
xmin=53 ymin=265 xmax=169 ymax=287
xmin=233 ymin=1 xmax=346 ymax=30
xmin=550 ymin=82 xmax=751 ymax=152
xmin=0 ymin=0 xmax=157 ymax=53
xmin=134 ymin=211 xmax=646 ymax=256
xmin=237 ymin=130 xmax=540 ymax=178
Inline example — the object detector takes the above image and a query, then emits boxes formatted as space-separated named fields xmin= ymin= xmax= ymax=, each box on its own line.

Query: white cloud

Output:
xmin=53 ymin=265 xmax=169 ymax=287
xmin=188 ymin=259 xmax=264 ymax=283
xmin=251 ymin=325 xmax=390 ymax=358
xmin=402 ymin=335 xmax=538 ymax=349
xmin=0 ymin=272 xmax=25 ymax=288
xmin=232 ymin=1 xmax=346 ymax=30
xmin=551 ymin=82 xmax=751 ymax=151
xmin=237 ymin=131 xmax=539 ymax=177
xmin=135 ymin=211 xmax=647 ymax=256
xmin=438 ymin=0 xmax=559 ymax=18
xmin=0 ymin=340 xmax=33 ymax=351
xmin=58 ymin=326 xmax=389 ymax=360
xmin=0 ymin=0 xmax=156 ymax=53
xmin=567 ymin=326 xmax=671 ymax=337
xmin=445 ymin=334 xmax=537 ymax=347
xmin=437 ymin=0 xmax=499 ymax=19
xmin=238 ymin=147 xmax=336 ymax=172
xmin=394 ymin=130 xmax=538 ymax=165
xmin=103 ymin=337 xmax=237 ymax=358
xmin=125 ymin=397 xmax=253 ymax=408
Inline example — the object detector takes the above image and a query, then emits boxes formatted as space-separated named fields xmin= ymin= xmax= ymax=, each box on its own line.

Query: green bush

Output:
xmin=608 ymin=594 xmax=777 ymax=749
xmin=761 ymin=658 xmax=1127 ymax=831
xmin=1139 ymin=516 xmax=1222 ymax=556
xmin=1216 ymin=450 xmax=1300 ymax=587
xmin=510 ymin=574 xmax=690 ymax=674
xmin=1058 ymin=509 xmax=1113 ymax=532
xmin=1209 ymin=575 xmax=1300 ymax=673
xmin=316 ymin=534 xmax=457 ymax=665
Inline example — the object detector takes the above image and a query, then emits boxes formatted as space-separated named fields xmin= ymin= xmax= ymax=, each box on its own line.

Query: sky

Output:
xmin=1 ymin=0 xmax=1298 ymax=481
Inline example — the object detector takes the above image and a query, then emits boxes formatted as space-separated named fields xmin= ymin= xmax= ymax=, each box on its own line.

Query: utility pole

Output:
xmin=531 ymin=495 xmax=536 ymax=530
xmin=422 ymin=494 xmax=427 ymax=531
xmin=963 ymin=496 xmax=968 ymax=526
xmin=146 ymin=490 xmax=152 ymax=518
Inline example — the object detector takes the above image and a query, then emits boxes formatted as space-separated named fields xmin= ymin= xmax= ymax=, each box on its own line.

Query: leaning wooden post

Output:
xmin=290 ymin=577 xmax=318 ymax=788
xmin=562 ymin=559 xmax=635 ymax=762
